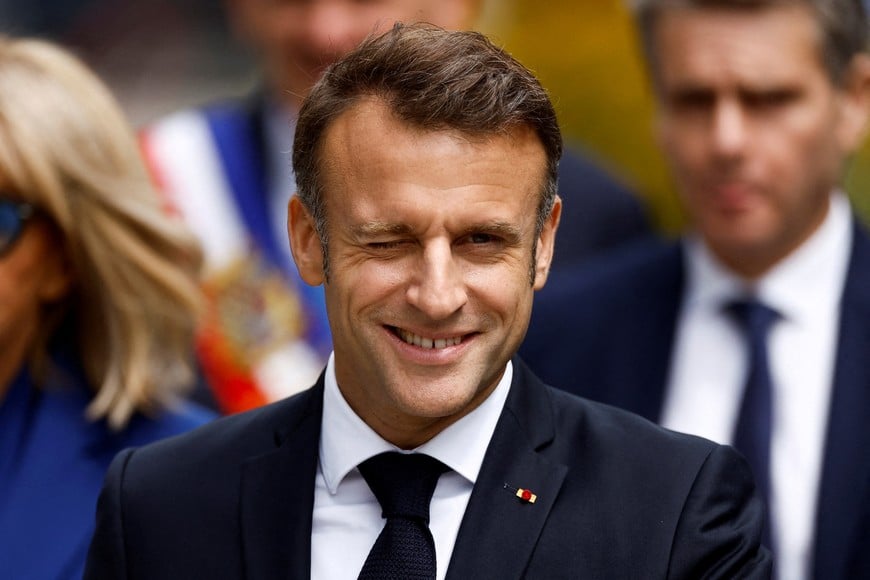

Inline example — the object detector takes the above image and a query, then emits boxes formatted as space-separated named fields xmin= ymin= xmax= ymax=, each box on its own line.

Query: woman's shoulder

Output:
xmin=121 ymin=401 xmax=217 ymax=448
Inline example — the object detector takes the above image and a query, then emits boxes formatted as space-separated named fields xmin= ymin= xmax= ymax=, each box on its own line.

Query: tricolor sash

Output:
xmin=141 ymin=103 xmax=330 ymax=413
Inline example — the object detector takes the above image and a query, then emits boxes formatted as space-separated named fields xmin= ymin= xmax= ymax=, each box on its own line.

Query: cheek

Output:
xmin=329 ymin=259 xmax=408 ymax=314
xmin=660 ymin=127 xmax=705 ymax=179
xmin=470 ymin=267 xmax=534 ymax=318
xmin=0 ymin=262 xmax=43 ymax=346
xmin=766 ymin=124 xmax=841 ymax=202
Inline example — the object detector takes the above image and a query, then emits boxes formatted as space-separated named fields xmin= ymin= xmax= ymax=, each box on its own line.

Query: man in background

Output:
xmin=521 ymin=1 xmax=870 ymax=578
xmin=141 ymin=0 xmax=651 ymax=413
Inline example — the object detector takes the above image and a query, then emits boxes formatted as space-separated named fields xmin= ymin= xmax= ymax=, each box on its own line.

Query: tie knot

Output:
xmin=358 ymin=452 xmax=448 ymax=523
xmin=724 ymin=298 xmax=780 ymax=338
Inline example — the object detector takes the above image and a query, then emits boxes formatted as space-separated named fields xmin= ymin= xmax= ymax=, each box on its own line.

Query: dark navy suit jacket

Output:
xmin=84 ymin=359 xmax=769 ymax=579
xmin=551 ymin=145 xmax=652 ymax=272
xmin=521 ymin=221 xmax=870 ymax=580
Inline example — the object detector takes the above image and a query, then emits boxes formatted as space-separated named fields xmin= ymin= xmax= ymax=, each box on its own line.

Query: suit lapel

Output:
xmin=813 ymin=222 xmax=870 ymax=578
xmin=613 ymin=242 xmax=685 ymax=422
xmin=240 ymin=381 xmax=324 ymax=580
xmin=446 ymin=361 xmax=568 ymax=580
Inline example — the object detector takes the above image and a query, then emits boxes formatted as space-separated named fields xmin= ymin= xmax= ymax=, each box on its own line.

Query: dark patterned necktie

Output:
xmin=357 ymin=452 xmax=449 ymax=580
xmin=725 ymin=298 xmax=780 ymax=552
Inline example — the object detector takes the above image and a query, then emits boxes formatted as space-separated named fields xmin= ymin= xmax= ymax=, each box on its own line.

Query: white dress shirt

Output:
xmin=661 ymin=193 xmax=852 ymax=580
xmin=311 ymin=354 xmax=513 ymax=580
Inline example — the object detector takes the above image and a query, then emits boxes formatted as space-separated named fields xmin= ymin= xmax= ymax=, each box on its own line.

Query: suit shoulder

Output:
xmin=558 ymin=147 xmax=636 ymax=203
xmin=120 ymin=402 xmax=216 ymax=447
xmin=122 ymin=389 xmax=316 ymax=480
xmin=523 ymin=239 xmax=682 ymax=367
xmin=548 ymin=386 xmax=717 ymax=469
xmin=543 ymin=238 xmax=681 ymax=304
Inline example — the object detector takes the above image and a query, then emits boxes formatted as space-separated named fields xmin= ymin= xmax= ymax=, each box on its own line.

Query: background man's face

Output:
xmin=230 ymin=0 xmax=475 ymax=107
xmin=289 ymin=99 xmax=559 ymax=448
xmin=652 ymin=5 xmax=870 ymax=277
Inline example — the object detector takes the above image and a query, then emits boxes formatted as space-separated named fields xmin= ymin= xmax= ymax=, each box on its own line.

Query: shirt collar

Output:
xmin=685 ymin=192 xmax=853 ymax=322
xmin=319 ymin=353 xmax=513 ymax=494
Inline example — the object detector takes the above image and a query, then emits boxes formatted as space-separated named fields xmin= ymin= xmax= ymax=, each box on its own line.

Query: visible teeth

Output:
xmin=397 ymin=328 xmax=462 ymax=349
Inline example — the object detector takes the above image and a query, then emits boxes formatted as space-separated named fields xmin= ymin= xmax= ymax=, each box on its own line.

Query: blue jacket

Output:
xmin=0 ymin=361 xmax=214 ymax=580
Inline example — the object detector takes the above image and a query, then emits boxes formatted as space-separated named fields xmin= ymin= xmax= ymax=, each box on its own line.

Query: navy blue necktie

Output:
xmin=725 ymin=298 xmax=780 ymax=551
xmin=358 ymin=452 xmax=449 ymax=580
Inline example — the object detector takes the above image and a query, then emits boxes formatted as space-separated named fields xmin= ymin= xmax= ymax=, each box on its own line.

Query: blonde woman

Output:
xmin=0 ymin=37 xmax=214 ymax=578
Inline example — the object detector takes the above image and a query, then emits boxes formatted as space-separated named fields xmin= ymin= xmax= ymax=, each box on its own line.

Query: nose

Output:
xmin=405 ymin=240 xmax=468 ymax=320
xmin=710 ymin=99 xmax=748 ymax=161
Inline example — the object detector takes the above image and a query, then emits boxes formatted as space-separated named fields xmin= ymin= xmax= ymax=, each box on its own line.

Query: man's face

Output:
xmin=289 ymin=99 xmax=559 ymax=448
xmin=230 ymin=0 xmax=475 ymax=107
xmin=652 ymin=5 xmax=870 ymax=277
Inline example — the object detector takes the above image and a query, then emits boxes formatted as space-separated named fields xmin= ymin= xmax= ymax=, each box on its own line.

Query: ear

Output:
xmin=288 ymin=195 xmax=326 ymax=286
xmin=837 ymin=54 xmax=870 ymax=153
xmin=533 ymin=195 xmax=561 ymax=291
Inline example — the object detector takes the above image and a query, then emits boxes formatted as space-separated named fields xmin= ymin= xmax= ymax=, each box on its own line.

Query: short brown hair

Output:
xmin=632 ymin=0 xmax=869 ymax=86
xmin=293 ymin=23 xmax=562 ymax=276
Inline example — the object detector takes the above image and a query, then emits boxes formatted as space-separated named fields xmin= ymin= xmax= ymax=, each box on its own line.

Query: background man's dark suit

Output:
xmin=521 ymin=222 xmax=870 ymax=579
xmin=85 ymin=360 xmax=768 ymax=579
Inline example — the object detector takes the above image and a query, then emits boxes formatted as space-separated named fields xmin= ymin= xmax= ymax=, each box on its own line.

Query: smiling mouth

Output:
xmin=391 ymin=327 xmax=465 ymax=350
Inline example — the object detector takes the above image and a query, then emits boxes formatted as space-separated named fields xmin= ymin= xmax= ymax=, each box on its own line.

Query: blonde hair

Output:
xmin=0 ymin=36 xmax=204 ymax=429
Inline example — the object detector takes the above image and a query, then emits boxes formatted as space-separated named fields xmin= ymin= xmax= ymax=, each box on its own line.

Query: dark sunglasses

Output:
xmin=0 ymin=199 xmax=36 ymax=257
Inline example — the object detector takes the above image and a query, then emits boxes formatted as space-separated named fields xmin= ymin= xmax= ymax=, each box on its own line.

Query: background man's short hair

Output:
xmin=631 ymin=0 xmax=869 ymax=86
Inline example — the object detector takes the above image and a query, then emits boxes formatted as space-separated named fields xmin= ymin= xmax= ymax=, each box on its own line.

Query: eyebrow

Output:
xmin=467 ymin=221 xmax=524 ymax=244
xmin=351 ymin=222 xmax=414 ymax=238
xmin=350 ymin=220 xmax=525 ymax=243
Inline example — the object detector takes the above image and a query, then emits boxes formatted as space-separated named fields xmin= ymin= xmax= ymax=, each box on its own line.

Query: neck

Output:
xmin=706 ymin=195 xmax=833 ymax=281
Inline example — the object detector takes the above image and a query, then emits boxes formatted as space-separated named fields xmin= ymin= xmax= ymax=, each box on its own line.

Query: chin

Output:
xmin=394 ymin=386 xmax=478 ymax=420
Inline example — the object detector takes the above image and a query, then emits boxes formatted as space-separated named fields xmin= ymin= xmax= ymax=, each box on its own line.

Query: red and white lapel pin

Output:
xmin=503 ymin=483 xmax=537 ymax=504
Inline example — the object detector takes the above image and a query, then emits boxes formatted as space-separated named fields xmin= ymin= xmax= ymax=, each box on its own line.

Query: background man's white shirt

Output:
xmin=662 ymin=192 xmax=852 ymax=580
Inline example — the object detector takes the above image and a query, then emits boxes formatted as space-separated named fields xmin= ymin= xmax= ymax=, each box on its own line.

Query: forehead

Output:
xmin=317 ymin=98 xmax=546 ymax=213
xmin=651 ymin=5 xmax=828 ymax=90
